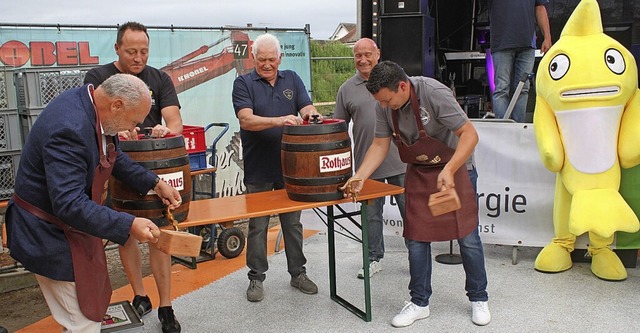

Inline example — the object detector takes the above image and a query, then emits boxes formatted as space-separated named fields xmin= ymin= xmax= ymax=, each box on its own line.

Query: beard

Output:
xmin=102 ymin=119 xmax=120 ymax=136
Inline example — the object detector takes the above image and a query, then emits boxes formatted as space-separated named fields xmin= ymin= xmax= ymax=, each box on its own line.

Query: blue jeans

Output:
xmin=405 ymin=168 xmax=488 ymax=306
xmin=491 ymin=48 xmax=535 ymax=123
xmin=367 ymin=174 xmax=406 ymax=262
xmin=245 ymin=182 xmax=306 ymax=281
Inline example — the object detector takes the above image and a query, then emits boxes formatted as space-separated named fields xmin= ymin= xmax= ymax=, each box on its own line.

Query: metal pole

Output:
xmin=435 ymin=240 xmax=462 ymax=265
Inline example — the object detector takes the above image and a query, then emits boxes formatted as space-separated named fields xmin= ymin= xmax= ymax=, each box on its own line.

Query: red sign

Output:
xmin=0 ymin=40 xmax=99 ymax=67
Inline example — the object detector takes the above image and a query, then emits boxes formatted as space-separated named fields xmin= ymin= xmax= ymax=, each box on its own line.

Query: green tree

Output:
xmin=310 ymin=41 xmax=354 ymax=115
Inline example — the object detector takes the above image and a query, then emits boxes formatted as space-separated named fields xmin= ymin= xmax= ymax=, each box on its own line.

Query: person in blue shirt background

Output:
xmin=489 ymin=0 xmax=552 ymax=122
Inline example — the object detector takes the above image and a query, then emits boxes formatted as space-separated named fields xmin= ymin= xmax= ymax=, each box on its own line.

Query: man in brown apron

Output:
xmin=5 ymin=74 xmax=182 ymax=332
xmin=341 ymin=61 xmax=491 ymax=328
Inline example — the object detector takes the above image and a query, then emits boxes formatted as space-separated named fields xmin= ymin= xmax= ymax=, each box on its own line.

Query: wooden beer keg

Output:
xmin=281 ymin=118 xmax=352 ymax=202
xmin=110 ymin=134 xmax=192 ymax=226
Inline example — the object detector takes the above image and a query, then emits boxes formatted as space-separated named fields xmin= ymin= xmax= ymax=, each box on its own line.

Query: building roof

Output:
xmin=328 ymin=22 xmax=357 ymax=43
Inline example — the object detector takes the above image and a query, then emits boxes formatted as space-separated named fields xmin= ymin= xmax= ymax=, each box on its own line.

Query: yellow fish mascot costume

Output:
xmin=533 ymin=0 xmax=640 ymax=281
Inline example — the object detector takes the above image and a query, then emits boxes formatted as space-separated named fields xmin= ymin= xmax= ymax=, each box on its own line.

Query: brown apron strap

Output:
xmin=391 ymin=82 xmax=455 ymax=165
xmin=391 ymin=82 xmax=430 ymax=145
xmin=12 ymin=193 xmax=65 ymax=228
xmin=409 ymin=81 xmax=428 ymax=133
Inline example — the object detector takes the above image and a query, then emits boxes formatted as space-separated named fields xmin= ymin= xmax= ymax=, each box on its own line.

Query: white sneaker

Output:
xmin=482 ymin=111 xmax=496 ymax=119
xmin=357 ymin=261 xmax=382 ymax=279
xmin=391 ymin=302 xmax=430 ymax=328
xmin=471 ymin=301 xmax=491 ymax=326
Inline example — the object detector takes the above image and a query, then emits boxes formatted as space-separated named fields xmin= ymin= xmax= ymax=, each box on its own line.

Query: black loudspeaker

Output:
xmin=382 ymin=0 xmax=422 ymax=15
xmin=377 ymin=0 xmax=435 ymax=77
xmin=360 ymin=0 xmax=373 ymax=39
xmin=604 ymin=22 xmax=633 ymax=50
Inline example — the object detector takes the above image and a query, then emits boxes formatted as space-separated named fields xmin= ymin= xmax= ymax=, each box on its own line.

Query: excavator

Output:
xmin=158 ymin=31 xmax=255 ymax=265
xmin=160 ymin=30 xmax=254 ymax=93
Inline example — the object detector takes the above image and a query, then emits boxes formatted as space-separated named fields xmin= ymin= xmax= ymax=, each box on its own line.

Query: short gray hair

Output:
xmin=100 ymin=73 xmax=150 ymax=108
xmin=251 ymin=33 xmax=281 ymax=58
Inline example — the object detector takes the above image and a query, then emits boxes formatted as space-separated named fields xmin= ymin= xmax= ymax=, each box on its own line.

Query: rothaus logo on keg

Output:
xmin=319 ymin=151 xmax=351 ymax=173
xmin=148 ymin=171 xmax=185 ymax=194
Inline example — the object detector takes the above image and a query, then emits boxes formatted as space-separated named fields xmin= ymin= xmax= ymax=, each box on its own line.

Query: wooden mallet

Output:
xmin=428 ymin=187 xmax=462 ymax=216
xmin=150 ymin=206 xmax=202 ymax=257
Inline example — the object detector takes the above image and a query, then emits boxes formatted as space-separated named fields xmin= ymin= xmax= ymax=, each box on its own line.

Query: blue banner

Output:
xmin=1 ymin=24 xmax=312 ymax=197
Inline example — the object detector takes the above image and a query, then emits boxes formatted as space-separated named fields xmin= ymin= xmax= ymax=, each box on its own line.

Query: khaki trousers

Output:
xmin=35 ymin=274 xmax=101 ymax=333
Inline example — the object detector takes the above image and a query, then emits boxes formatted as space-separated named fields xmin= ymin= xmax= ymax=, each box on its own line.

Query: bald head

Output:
xmin=354 ymin=38 xmax=378 ymax=50
xmin=353 ymin=38 xmax=380 ymax=80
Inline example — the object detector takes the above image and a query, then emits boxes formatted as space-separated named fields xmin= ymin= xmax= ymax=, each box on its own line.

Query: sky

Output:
xmin=0 ymin=0 xmax=358 ymax=40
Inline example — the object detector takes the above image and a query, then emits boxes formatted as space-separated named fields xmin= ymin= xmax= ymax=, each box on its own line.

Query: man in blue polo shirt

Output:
xmin=232 ymin=33 xmax=323 ymax=302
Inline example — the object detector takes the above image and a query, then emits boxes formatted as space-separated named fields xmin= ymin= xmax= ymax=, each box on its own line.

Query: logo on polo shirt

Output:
xmin=150 ymin=90 xmax=155 ymax=106
xmin=283 ymin=89 xmax=293 ymax=100
xmin=419 ymin=106 xmax=430 ymax=125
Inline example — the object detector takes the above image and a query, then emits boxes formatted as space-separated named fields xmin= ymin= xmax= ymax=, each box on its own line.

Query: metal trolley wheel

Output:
xmin=195 ymin=226 xmax=213 ymax=250
xmin=216 ymin=227 xmax=245 ymax=258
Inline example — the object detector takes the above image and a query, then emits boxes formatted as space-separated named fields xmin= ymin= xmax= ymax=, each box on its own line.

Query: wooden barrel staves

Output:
xmin=110 ymin=134 xmax=192 ymax=226
xmin=282 ymin=119 xmax=352 ymax=202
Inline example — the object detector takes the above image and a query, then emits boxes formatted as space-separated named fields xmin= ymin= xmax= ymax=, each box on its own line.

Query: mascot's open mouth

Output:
xmin=561 ymin=86 xmax=620 ymax=98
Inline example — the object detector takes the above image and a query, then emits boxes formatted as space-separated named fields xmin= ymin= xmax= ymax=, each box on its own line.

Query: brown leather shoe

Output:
xmin=290 ymin=272 xmax=318 ymax=294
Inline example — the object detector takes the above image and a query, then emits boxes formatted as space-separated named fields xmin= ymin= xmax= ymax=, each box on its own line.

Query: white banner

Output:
xmin=302 ymin=120 xmax=591 ymax=248
xmin=472 ymin=120 xmax=586 ymax=247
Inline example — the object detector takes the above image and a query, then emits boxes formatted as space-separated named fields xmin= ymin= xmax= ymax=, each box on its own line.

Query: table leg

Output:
xmin=361 ymin=202 xmax=372 ymax=321
xmin=327 ymin=203 xmax=373 ymax=322
xmin=328 ymin=205 xmax=337 ymax=297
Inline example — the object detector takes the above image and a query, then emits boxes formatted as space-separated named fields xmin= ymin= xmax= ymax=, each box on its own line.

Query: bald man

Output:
xmin=6 ymin=74 xmax=182 ymax=332
xmin=332 ymin=38 xmax=407 ymax=279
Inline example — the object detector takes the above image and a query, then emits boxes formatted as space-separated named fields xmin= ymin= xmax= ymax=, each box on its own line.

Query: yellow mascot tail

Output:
xmin=569 ymin=189 xmax=639 ymax=237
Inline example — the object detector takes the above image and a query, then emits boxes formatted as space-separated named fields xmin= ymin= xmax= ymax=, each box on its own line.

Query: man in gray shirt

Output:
xmin=333 ymin=38 xmax=406 ymax=279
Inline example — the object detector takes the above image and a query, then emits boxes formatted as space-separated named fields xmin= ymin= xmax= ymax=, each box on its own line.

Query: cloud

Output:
xmin=0 ymin=0 xmax=357 ymax=40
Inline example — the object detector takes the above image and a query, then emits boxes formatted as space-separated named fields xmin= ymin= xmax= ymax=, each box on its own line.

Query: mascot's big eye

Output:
xmin=549 ymin=54 xmax=570 ymax=80
xmin=605 ymin=48 xmax=625 ymax=75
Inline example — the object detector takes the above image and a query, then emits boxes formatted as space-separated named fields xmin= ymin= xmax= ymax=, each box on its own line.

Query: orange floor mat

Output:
xmin=18 ymin=226 xmax=318 ymax=332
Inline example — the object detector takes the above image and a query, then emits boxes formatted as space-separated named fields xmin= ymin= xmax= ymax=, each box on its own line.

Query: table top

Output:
xmin=180 ymin=179 xmax=404 ymax=228
xmin=190 ymin=167 xmax=217 ymax=176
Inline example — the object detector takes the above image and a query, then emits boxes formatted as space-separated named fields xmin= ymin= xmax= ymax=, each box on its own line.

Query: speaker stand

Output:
xmin=435 ymin=240 xmax=462 ymax=265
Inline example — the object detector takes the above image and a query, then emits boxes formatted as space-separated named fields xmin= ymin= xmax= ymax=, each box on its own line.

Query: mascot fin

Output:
xmin=561 ymin=0 xmax=602 ymax=37
xmin=569 ymin=189 xmax=640 ymax=237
